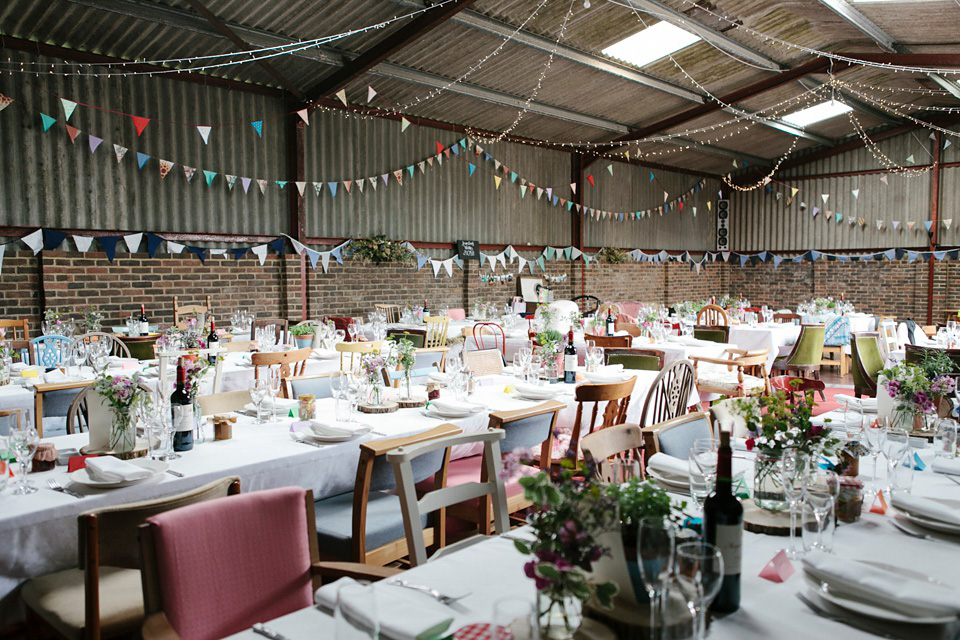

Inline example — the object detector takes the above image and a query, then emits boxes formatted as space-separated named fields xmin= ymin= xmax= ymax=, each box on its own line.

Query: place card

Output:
xmin=21 ymin=370 xmax=39 ymax=378
xmin=758 ymin=549 xmax=795 ymax=583
xmin=869 ymin=489 xmax=888 ymax=515
xmin=904 ymin=452 xmax=926 ymax=471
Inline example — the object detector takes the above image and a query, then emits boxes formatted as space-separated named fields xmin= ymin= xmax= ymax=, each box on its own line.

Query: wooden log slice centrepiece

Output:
xmin=585 ymin=591 xmax=693 ymax=640
xmin=358 ymin=400 xmax=399 ymax=414
xmin=396 ymin=395 xmax=428 ymax=409
xmin=80 ymin=444 xmax=148 ymax=461
xmin=743 ymin=498 xmax=799 ymax=536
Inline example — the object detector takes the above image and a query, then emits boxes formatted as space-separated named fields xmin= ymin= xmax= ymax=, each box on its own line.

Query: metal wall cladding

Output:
xmin=303 ymin=112 xmax=572 ymax=246
xmin=729 ymin=130 xmax=940 ymax=251
xmin=582 ymin=162 xmax=720 ymax=250
xmin=0 ymin=51 xmax=287 ymax=235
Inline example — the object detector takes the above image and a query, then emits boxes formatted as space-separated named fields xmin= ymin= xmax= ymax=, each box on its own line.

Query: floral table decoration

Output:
xmin=290 ymin=324 xmax=316 ymax=349
xmin=880 ymin=350 xmax=956 ymax=433
xmin=93 ymin=371 xmax=145 ymax=453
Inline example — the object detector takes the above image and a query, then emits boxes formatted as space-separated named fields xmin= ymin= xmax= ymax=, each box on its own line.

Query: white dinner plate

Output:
xmin=311 ymin=349 xmax=339 ymax=360
xmin=420 ymin=405 xmax=484 ymax=420
xmin=899 ymin=510 xmax=960 ymax=536
xmin=803 ymin=563 xmax=957 ymax=624
xmin=646 ymin=469 xmax=689 ymax=491
xmin=69 ymin=459 xmax=169 ymax=489
xmin=515 ymin=391 xmax=559 ymax=401
xmin=243 ymin=401 xmax=298 ymax=416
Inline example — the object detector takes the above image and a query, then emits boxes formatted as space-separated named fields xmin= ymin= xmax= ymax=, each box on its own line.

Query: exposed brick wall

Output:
xmin=1 ymin=247 xmax=957 ymax=334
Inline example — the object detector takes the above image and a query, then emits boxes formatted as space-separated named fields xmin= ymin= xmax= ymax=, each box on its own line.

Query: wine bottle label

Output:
xmin=172 ymin=404 xmax=194 ymax=433
xmin=564 ymin=354 xmax=577 ymax=371
xmin=140 ymin=321 xmax=149 ymax=334
xmin=715 ymin=524 xmax=743 ymax=575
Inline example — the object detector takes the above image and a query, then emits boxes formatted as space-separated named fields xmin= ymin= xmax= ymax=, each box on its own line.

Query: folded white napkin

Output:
xmin=585 ymin=371 xmax=630 ymax=383
xmin=299 ymin=421 xmax=361 ymax=437
xmin=833 ymin=394 xmax=878 ymax=413
xmin=244 ymin=397 xmax=299 ymax=415
xmin=43 ymin=370 xmax=69 ymax=383
xmin=932 ymin=457 xmax=960 ymax=477
xmin=85 ymin=456 xmax=153 ymax=482
xmin=647 ymin=452 xmax=689 ymax=482
xmin=315 ymin=578 xmax=453 ymax=640
xmin=514 ymin=382 xmax=556 ymax=396
xmin=429 ymin=399 xmax=479 ymax=416
xmin=802 ymin=551 xmax=960 ymax=618
xmin=891 ymin=493 xmax=960 ymax=527
xmin=427 ymin=372 xmax=449 ymax=382
xmin=678 ymin=336 xmax=715 ymax=348
xmin=10 ymin=362 xmax=28 ymax=372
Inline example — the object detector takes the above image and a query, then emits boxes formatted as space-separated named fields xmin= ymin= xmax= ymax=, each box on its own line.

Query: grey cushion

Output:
xmin=315 ymin=491 xmax=427 ymax=559
xmin=657 ymin=417 xmax=712 ymax=459
xmin=289 ymin=376 xmax=333 ymax=400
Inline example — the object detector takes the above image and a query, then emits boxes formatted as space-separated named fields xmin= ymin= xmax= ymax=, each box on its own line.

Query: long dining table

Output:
xmin=0 ymin=366 xmax=692 ymax=625
xmin=227 ymin=444 xmax=960 ymax=640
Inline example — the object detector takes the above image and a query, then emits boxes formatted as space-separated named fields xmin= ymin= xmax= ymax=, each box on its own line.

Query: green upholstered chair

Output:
xmin=771 ymin=324 xmax=825 ymax=397
xmin=693 ymin=325 xmax=729 ymax=343
xmin=386 ymin=329 xmax=426 ymax=348
xmin=604 ymin=348 xmax=665 ymax=371
xmin=851 ymin=332 xmax=884 ymax=398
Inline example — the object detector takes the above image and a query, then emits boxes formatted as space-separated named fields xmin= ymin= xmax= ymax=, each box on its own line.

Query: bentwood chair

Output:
xmin=773 ymin=313 xmax=802 ymax=325
xmin=22 ymin=477 xmax=240 ymax=640
xmin=67 ymin=379 xmax=154 ymax=434
xmin=172 ymin=296 xmax=211 ymax=329
xmin=76 ymin=333 xmax=132 ymax=359
xmin=443 ymin=401 xmax=563 ymax=535
xmin=390 ymin=430 xmax=510 ymax=567
xmin=591 ymin=334 xmax=631 ymax=349
xmin=641 ymin=411 xmax=715 ymax=459
xmin=566 ymin=377 xmax=637 ymax=463
xmin=697 ymin=305 xmax=729 ymax=326
xmin=604 ymin=348 xmax=665 ymax=371
xmin=284 ymin=372 xmax=336 ymax=400
xmin=35 ymin=380 xmax=91 ymax=436
xmin=581 ymin=423 xmax=646 ymax=483
xmin=571 ymin=295 xmax=602 ymax=317
xmin=852 ymin=332 xmax=885 ymax=398
xmin=251 ymin=318 xmax=290 ymax=346
xmin=386 ymin=329 xmax=426 ymax=348
xmin=424 ymin=316 xmax=450 ymax=349
xmin=471 ymin=322 xmax=506 ymax=355
xmin=637 ymin=359 xmax=696 ymax=428
xmin=770 ymin=376 xmax=826 ymax=404
xmin=693 ymin=325 xmax=730 ymax=343
xmin=771 ymin=324 xmax=825 ymax=397
xmin=614 ymin=321 xmax=642 ymax=338
xmin=250 ymin=347 xmax=311 ymax=382
xmin=690 ymin=348 xmax=771 ymax=399
xmin=374 ymin=304 xmax=402 ymax=324
xmin=313 ymin=424 xmax=461 ymax=566
xmin=463 ymin=349 xmax=505 ymax=376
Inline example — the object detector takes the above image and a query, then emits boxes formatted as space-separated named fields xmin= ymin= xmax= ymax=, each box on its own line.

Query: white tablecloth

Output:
xmin=802 ymin=313 xmax=875 ymax=334
xmin=0 ymin=386 xmax=34 ymax=434
xmin=229 ymin=446 xmax=960 ymax=640
xmin=728 ymin=324 xmax=802 ymax=369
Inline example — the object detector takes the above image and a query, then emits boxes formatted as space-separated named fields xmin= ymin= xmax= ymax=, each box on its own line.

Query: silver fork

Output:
xmin=47 ymin=478 xmax=84 ymax=499
xmin=946 ymin=475 xmax=960 ymax=487
xmin=890 ymin=519 xmax=937 ymax=541
xmin=387 ymin=579 xmax=470 ymax=606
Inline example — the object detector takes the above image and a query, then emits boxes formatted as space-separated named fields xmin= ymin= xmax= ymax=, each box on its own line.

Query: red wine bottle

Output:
xmin=704 ymin=431 xmax=742 ymax=613
xmin=139 ymin=304 xmax=149 ymax=335
xmin=563 ymin=329 xmax=577 ymax=384
xmin=206 ymin=319 xmax=219 ymax=366
xmin=171 ymin=360 xmax=194 ymax=452
xmin=605 ymin=309 xmax=616 ymax=336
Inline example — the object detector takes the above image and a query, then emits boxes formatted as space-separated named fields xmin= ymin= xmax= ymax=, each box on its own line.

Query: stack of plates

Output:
xmin=891 ymin=494 xmax=960 ymax=536
xmin=422 ymin=400 xmax=484 ymax=419
xmin=292 ymin=421 xmax=371 ymax=443
xmin=514 ymin=383 xmax=558 ymax=401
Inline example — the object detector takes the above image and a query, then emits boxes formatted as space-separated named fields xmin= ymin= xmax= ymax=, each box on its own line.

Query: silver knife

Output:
xmin=252 ymin=623 xmax=292 ymax=640
xmin=166 ymin=469 xmax=184 ymax=478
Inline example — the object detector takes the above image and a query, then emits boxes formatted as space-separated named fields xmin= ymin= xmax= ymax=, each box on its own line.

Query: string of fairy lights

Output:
xmin=0 ymin=0 xmax=956 ymax=190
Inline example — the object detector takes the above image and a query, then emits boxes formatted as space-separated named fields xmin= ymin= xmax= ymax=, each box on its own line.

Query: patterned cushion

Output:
xmin=697 ymin=370 xmax=765 ymax=393
xmin=824 ymin=316 xmax=850 ymax=347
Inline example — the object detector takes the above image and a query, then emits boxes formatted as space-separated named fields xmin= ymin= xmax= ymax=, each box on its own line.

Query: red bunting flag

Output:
xmin=435 ymin=141 xmax=445 ymax=155
xmin=131 ymin=116 xmax=150 ymax=137
xmin=65 ymin=125 xmax=80 ymax=144
xmin=586 ymin=175 xmax=595 ymax=187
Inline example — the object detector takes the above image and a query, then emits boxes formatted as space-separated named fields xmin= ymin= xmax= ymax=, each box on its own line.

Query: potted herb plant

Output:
xmin=291 ymin=324 xmax=316 ymax=349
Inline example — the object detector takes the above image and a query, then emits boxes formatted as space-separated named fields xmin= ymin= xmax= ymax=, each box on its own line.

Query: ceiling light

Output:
xmin=602 ymin=22 xmax=701 ymax=68
xmin=781 ymin=100 xmax=853 ymax=128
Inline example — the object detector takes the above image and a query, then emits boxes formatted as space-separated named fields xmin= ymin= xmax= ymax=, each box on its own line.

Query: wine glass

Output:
xmin=344 ymin=372 xmax=362 ymax=423
xmin=882 ymin=427 xmax=910 ymax=494
xmin=347 ymin=322 xmax=360 ymax=343
xmin=610 ymin=458 xmax=641 ymax=485
xmin=803 ymin=469 xmax=839 ymax=553
xmin=250 ymin=379 xmax=268 ymax=424
xmin=637 ymin=516 xmax=676 ymax=639
xmin=10 ymin=424 xmax=39 ymax=495
xmin=267 ymin=369 xmax=282 ymax=415
xmin=334 ymin=329 xmax=346 ymax=345
xmin=675 ymin=542 xmax=724 ymax=640
xmin=861 ymin=417 xmax=887 ymax=495
xmin=688 ymin=439 xmax=718 ymax=510
xmin=527 ymin=355 xmax=542 ymax=385
xmin=446 ymin=353 xmax=464 ymax=377
xmin=780 ymin=449 xmax=811 ymax=559
xmin=71 ymin=341 xmax=88 ymax=378
xmin=585 ymin=346 xmax=604 ymax=373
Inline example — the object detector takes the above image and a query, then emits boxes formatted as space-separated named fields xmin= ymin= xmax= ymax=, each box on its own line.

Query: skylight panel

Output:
xmin=602 ymin=22 xmax=701 ymax=68
xmin=781 ymin=100 xmax=853 ymax=128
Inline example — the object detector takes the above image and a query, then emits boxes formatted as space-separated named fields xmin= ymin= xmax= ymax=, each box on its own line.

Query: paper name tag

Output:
xmin=759 ymin=549 xmax=795 ymax=583
xmin=21 ymin=369 xmax=39 ymax=378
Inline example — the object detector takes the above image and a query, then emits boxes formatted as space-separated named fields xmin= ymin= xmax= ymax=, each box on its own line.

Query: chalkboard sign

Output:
xmin=457 ymin=240 xmax=480 ymax=261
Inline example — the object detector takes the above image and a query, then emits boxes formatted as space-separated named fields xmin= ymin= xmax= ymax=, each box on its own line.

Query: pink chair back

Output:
xmin=447 ymin=308 xmax=466 ymax=321
xmin=146 ymin=488 xmax=313 ymax=640
xmin=618 ymin=301 xmax=643 ymax=319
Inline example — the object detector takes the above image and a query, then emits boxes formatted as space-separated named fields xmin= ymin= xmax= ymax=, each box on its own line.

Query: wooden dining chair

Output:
xmin=463 ymin=349 xmax=505 ymax=376
xmin=313 ymin=424 xmax=461 ymax=566
xmin=637 ymin=359 xmax=696 ymax=428
xmin=374 ymin=304 xmax=402 ymax=323
xmin=693 ymin=325 xmax=730 ymax=343
xmin=604 ymin=348 xmax=665 ymax=371
xmin=581 ymin=423 xmax=645 ymax=483
xmin=251 ymin=347 xmax=311 ymax=382
xmin=0 ymin=318 xmax=30 ymax=341
xmin=771 ymin=324 xmax=825 ymax=396
xmin=335 ymin=341 xmax=382 ymax=371
xmin=697 ymin=305 xmax=729 ymax=326
xmin=66 ymin=385 xmax=93 ymax=434
xmin=423 ymin=316 xmax=449 ymax=349
xmin=390 ymin=429 xmax=510 ymax=567
xmin=197 ymin=390 xmax=252 ymax=416
xmin=571 ymin=295 xmax=601 ymax=317
xmin=22 ymin=477 xmax=240 ymax=640
xmin=614 ymin=321 xmax=642 ymax=338
xmin=567 ymin=377 xmax=637 ymax=463
xmin=35 ymin=380 xmax=92 ymax=436
xmin=30 ymin=335 xmax=73 ymax=368
xmin=445 ymin=401 xmax=563 ymax=534
xmin=76 ymin=332 xmax=132 ymax=358
xmin=591 ymin=334 xmax=632 ymax=349
xmin=769 ymin=376 xmax=826 ymax=403
xmin=641 ymin=411 xmax=715 ymax=459
xmin=284 ymin=372 xmax=337 ymax=400
xmin=0 ymin=408 xmax=22 ymax=434
xmin=251 ymin=318 xmax=290 ymax=346
xmin=172 ymin=296 xmax=211 ymax=329
xmin=773 ymin=313 xmax=801 ymax=324
xmin=597 ymin=303 xmax=621 ymax=320
xmin=689 ymin=348 xmax=771 ymax=399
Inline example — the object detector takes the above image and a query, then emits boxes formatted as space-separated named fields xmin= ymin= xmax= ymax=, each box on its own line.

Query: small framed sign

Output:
xmin=457 ymin=240 xmax=480 ymax=261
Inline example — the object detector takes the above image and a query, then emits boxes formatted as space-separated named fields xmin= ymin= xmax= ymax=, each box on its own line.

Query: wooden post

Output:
xmin=288 ymin=110 xmax=307 ymax=320
xmin=571 ymin=153 xmax=585 ymax=296
xmin=927 ymin=131 xmax=941 ymax=325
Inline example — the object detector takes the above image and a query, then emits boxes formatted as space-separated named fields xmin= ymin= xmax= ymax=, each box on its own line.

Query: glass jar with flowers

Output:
xmin=181 ymin=357 xmax=210 ymax=444
xmin=394 ymin=338 xmax=417 ymax=400
xmin=880 ymin=352 xmax=956 ymax=434
xmin=359 ymin=352 xmax=387 ymax=406
xmin=93 ymin=372 xmax=144 ymax=453
xmin=81 ymin=305 xmax=104 ymax=333
xmin=729 ymin=390 xmax=841 ymax=511
xmin=155 ymin=319 xmax=208 ymax=353
xmin=515 ymin=469 xmax=619 ymax=639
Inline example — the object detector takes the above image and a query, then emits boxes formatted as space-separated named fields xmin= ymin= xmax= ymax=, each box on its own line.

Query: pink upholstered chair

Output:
xmin=446 ymin=308 xmax=466 ymax=321
xmin=139 ymin=488 xmax=399 ymax=640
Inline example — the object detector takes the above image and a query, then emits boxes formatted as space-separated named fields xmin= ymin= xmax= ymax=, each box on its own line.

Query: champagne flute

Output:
xmin=780 ymin=450 xmax=811 ymax=559
xmin=267 ymin=368 xmax=282 ymax=415
xmin=637 ymin=516 xmax=676 ymax=639
xmin=250 ymin=379 xmax=268 ymax=424
xmin=347 ymin=322 xmax=360 ymax=343
xmin=861 ymin=417 xmax=886 ymax=495
xmin=882 ymin=427 xmax=910 ymax=494
xmin=10 ymin=425 xmax=39 ymax=495
xmin=675 ymin=542 xmax=724 ymax=640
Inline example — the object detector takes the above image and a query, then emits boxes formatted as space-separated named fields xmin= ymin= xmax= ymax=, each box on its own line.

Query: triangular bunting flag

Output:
xmin=418 ymin=162 xmax=425 ymax=174
xmin=416 ymin=254 xmax=429 ymax=271
xmin=136 ymin=152 xmax=150 ymax=170
xmin=468 ymin=163 xmax=476 ymax=176
xmin=494 ymin=176 xmax=502 ymax=190
xmin=606 ymin=165 xmax=613 ymax=176
xmin=892 ymin=220 xmax=901 ymax=231
xmin=203 ymin=170 xmax=216 ymax=186
xmin=123 ymin=233 xmax=143 ymax=253
xmin=908 ymin=221 xmax=916 ymax=231
xmin=99 ymin=236 xmax=120 ymax=262
xmin=369 ymin=176 xmax=378 ymax=191
xmin=59 ymin=98 xmax=78 ymax=121
xmin=906 ymin=154 xmax=915 ymax=164
xmin=131 ymin=116 xmax=150 ymax=136
xmin=880 ymin=175 xmax=888 ymax=184
xmin=876 ymin=220 xmax=884 ymax=231
xmin=0 ymin=94 xmax=10 ymax=112
xmin=664 ymin=191 xmax=669 ymax=202
xmin=195 ymin=125 xmax=212 ymax=145
xmin=88 ymin=135 xmax=103 ymax=154
xmin=295 ymin=181 xmax=306 ymax=196
xmin=321 ymin=251 xmax=332 ymax=273
xmin=73 ymin=235 xmax=94 ymax=252
xmin=328 ymin=182 xmax=338 ymax=197
xmin=158 ymin=160 xmax=174 ymax=179
xmin=335 ymin=89 xmax=348 ymax=107
xmin=42 ymin=229 xmax=67 ymax=251
xmin=296 ymin=108 xmax=309 ymax=125
xmin=367 ymin=86 xmax=377 ymax=103
xmin=355 ymin=179 xmax=364 ymax=193
xmin=851 ymin=189 xmax=860 ymax=199
xmin=251 ymin=244 xmax=268 ymax=266
xmin=251 ymin=121 xmax=263 ymax=137
xmin=64 ymin=124 xmax=80 ymax=144
xmin=587 ymin=175 xmax=595 ymax=187
xmin=821 ymin=194 xmax=829 ymax=204
xmin=257 ymin=179 xmax=268 ymax=194
xmin=431 ymin=260 xmax=442 ymax=278
xmin=225 ymin=175 xmax=237 ymax=190
xmin=305 ymin=248 xmax=320 ymax=270
xmin=393 ymin=169 xmax=403 ymax=185
xmin=944 ymin=219 xmax=953 ymax=230
xmin=183 ymin=166 xmax=196 ymax=182
xmin=924 ymin=221 xmax=934 ymax=233
xmin=400 ymin=116 xmax=411 ymax=132
xmin=570 ymin=182 xmax=577 ymax=194
xmin=40 ymin=113 xmax=56 ymax=132
xmin=147 ymin=233 xmax=163 ymax=258
xmin=343 ymin=180 xmax=352 ymax=194
xmin=268 ymin=238 xmax=285 ymax=255
xmin=166 ymin=241 xmax=185 ymax=255
xmin=275 ymin=181 xmax=287 ymax=190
